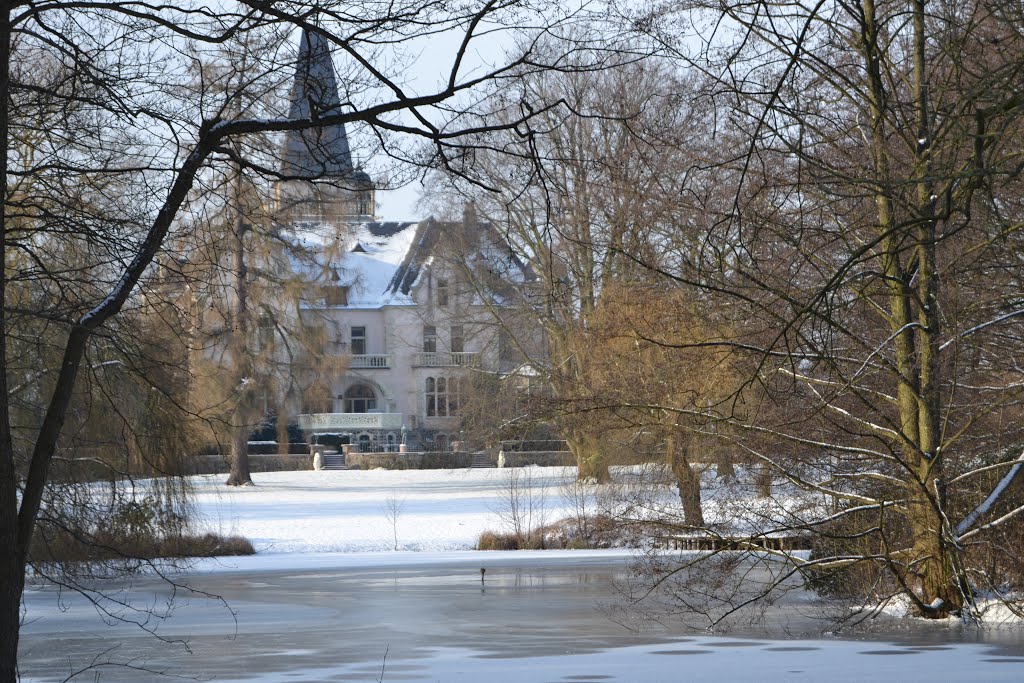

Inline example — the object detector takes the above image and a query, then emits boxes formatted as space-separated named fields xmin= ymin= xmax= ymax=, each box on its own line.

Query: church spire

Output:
xmin=281 ymin=27 xmax=355 ymax=178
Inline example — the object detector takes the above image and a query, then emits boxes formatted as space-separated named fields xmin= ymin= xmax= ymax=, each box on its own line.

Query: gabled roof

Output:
xmin=384 ymin=218 xmax=533 ymax=297
xmin=290 ymin=221 xmax=418 ymax=308
xmin=385 ymin=219 xmax=441 ymax=297
xmin=290 ymin=217 xmax=532 ymax=309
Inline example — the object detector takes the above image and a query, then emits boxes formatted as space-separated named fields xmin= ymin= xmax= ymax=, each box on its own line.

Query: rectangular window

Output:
xmin=257 ymin=318 xmax=275 ymax=350
xmin=425 ymin=377 xmax=437 ymax=417
xmin=423 ymin=325 xmax=437 ymax=353
xmin=425 ymin=376 xmax=461 ymax=418
xmin=436 ymin=377 xmax=448 ymax=416
xmin=450 ymin=325 xmax=464 ymax=353
xmin=351 ymin=326 xmax=366 ymax=355
xmin=437 ymin=279 xmax=449 ymax=306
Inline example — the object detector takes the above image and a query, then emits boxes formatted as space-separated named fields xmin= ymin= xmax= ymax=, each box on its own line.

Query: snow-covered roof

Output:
xmin=342 ymin=223 xmax=419 ymax=307
xmin=288 ymin=216 xmax=533 ymax=310
xmin=288 ymin=221 xmax=418 ymax=308
xmin=384 ymin=218 xmax=534 ymax=299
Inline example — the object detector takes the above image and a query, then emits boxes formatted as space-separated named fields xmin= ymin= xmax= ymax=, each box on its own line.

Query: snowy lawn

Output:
xmin=192 ymin=466 xmax=580 ymax=554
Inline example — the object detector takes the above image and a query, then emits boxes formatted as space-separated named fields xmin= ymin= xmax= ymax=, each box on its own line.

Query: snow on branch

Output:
xmin=956 ymin=449 xmax=1024 ymax=538
xmin=940 ymin=309 xmax=1024 ymax=352
xmin=959 ymin=503 xmax=1024 ymax=542
xmin=779 ymin=368 xmax=899 ymax=437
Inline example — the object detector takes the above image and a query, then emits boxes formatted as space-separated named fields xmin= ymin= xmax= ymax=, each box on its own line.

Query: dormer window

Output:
xmin=324 ymin=285 xmax=348 ymax=306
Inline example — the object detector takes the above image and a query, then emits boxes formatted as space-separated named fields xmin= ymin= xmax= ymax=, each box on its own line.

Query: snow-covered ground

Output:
xmin=192 ymin=466 xmax=579 ymax=554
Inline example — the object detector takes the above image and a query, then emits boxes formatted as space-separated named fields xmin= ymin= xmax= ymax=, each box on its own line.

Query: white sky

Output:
xmin=376 ymin=183 xmax=425 ymax=221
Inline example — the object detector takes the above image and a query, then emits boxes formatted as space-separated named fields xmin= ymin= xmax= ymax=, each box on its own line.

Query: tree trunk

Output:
xmin=225 ymin=170 xmax=253 ymax=486
xmin=569 ymin=433 xmax=609 ymax=483
xmin=906 ymin=0 xmax=959 ymax=616
xmin=755 ymin=465 xmax=772 ymax=498
xmin=906 ymin=471 xmax=963 ymax=617
xmin=276 ymin=402 xmax=290 ymax=454
xmin=858 ymin=0 xmax=962 ymax=617
xmin=0 ymin=462 xmax=21 ymax=683
xmin=227 ymin=422 xmax=253 ymax=486
xmin=0 ymin=4 xmax=19 ymax=678
xmin=0 ymin=548 xmax=21 ymax=683
xmin=667 ymin=433 xmax=704 ymax=527
xmin=715 ymin=451 xmax=736 ymax=481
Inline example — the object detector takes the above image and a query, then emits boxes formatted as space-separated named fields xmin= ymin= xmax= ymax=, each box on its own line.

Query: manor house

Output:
xmin=271 ymin=28 xmax=532 ymax=452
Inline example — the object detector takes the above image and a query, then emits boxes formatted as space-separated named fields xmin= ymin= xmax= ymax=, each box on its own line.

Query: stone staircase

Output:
xmin=470 ymin=452 xmax=495 ymax=468
xmin=320 ymin=452 xmax=347 ymax=470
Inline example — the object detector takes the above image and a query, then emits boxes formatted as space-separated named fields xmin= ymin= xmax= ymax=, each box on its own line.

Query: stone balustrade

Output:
xmin=297 ymin=412 xmax=403 ymax=431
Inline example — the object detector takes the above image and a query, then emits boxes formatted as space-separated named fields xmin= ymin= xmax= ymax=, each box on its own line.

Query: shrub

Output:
xmin=477 ymin=530 xmax=520 ymax=550
xmin=29 ymin=523 xmax=255 ymax=564
xmin=476 ymin=530 xmax=548 ymax=550
xmin=156 ymin=533 xmax=255 ymax=558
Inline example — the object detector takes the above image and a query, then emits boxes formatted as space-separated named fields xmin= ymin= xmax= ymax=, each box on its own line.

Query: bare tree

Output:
xmin=432 ymin=0 xmax=1024 ymax=625
xmin=430 ymin=52 xmax=705 ymax=481
xmin=492 ymin=465 xmax=550 ymax=548
xmin=383 ymin=490 xmax=405 ymax=551
xmin=0 ymin=2 xmax=617 ymax=678
xmin=560 ymin=472 xmax=596 ymax=544
xmin=605 ymin=0 xmax=1024 ymax=622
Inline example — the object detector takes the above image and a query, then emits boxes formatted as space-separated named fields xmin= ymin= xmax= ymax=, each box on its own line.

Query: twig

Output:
xmin=378 ymin=644 xmax=389 ymax=683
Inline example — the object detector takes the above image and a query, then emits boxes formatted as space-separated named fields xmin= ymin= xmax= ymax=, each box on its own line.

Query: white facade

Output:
xmin=288 ymin=217 xmax=525 ymax=451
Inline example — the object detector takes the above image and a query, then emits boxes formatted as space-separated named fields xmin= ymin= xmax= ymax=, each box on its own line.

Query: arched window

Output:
xmin=355 ymin=189 xmax=374 ymax=216
xmin=344 ymin=384 xmax=377 ymax=413
xmin=448 ymin=378 xmax=462 ymax=415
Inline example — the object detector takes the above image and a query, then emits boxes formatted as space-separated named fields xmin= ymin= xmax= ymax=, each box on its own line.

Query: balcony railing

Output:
xmin=349 ymin=354 xmax=390 ymax=369
xmin=297 ymin=412 xmax=403 ymax=431
xmin=412 ymin=351 xmax=480 ymax=367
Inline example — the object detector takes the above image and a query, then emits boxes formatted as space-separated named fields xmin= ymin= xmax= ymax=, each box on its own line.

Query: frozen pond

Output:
xmin=18 ymin=552 xmax=1024 ymax=682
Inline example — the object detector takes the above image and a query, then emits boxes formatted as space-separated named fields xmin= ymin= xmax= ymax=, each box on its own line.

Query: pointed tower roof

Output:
xmin=281 ymin=28 xmax=363 ymax=180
